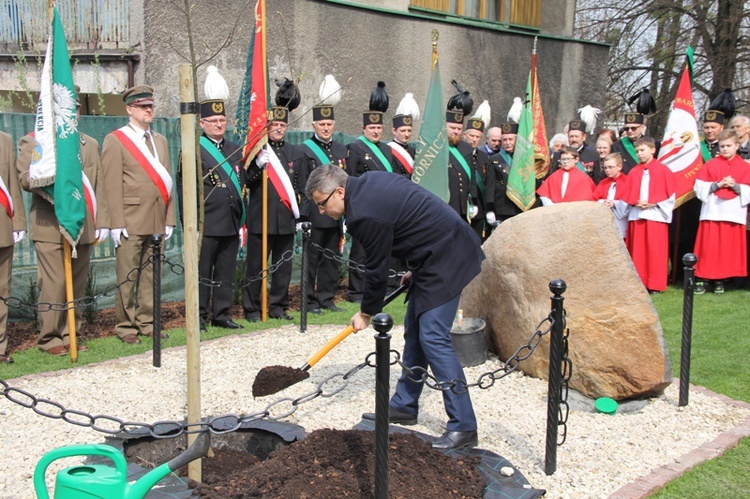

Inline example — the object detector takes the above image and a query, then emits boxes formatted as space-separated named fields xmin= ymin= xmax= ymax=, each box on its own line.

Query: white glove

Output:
xmin=164 ymin=225 xmax=174 ymax=240
xmin=486 ymin=211 xmax=496 ymax=226
xmin=12 ymin=230 xmax=25 ymax=244
xmin=295 ymin=222 xmax=303 ymax=232
xmin=468 ymin=203 xmax=479 ymax=219
xmin=95 ymin=228 xmax=110 ymax=244
xmin=111 ymin=227 xmax=129 ymax=248
xmin=257 ymin=147 xmax=270 ymax=167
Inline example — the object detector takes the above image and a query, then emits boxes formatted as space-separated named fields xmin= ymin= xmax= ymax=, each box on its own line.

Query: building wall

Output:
xmin=1 ymin=0 xmax=609 ymax=137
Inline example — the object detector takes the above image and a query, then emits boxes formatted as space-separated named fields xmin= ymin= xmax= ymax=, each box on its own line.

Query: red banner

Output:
xmin=242 ymin=0 xmax=268 ymax=165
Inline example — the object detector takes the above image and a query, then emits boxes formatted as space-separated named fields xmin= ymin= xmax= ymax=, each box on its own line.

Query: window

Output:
xmin=410 ymin=0 xmax=541 ymax=28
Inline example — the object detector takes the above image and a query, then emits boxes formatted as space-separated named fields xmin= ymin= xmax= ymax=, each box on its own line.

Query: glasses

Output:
xmin=202 ymin=118 xmax=226 ymax=125
xmin=316 ymin=189 xmax=337 ymax=208
xmin=560 ymin=157 xmax=576 ymax=163
xmin=131 ymin=104 xmax=154 ymax=110
xmin=623 ymin=126 xmax=640 ymax=132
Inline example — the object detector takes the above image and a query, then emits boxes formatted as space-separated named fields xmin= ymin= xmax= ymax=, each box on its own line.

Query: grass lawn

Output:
xmin=0 ymin=285 xmax=747 ymax=496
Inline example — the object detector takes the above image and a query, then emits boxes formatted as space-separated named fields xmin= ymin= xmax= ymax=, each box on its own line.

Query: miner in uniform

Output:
xmin=485 ymin=122 xmax=524 ymax=225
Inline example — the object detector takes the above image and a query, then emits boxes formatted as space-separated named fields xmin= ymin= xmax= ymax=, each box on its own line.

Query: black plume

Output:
xmin=369 ymin=81 xmax=389 ymax=113
xmin=708 ymin=88 xmax=736 ymax=120
xmin=627 ymin=87 xmax=656 ymax=115
xmin=447 ymin=79 xmax=473 ymax=115
xmin=274 ymin=78 xmax=301 ymax=111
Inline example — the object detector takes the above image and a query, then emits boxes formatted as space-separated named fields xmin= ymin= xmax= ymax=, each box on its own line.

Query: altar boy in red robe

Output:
xmin=693 ymin=130 xmax=750 ymax=294
xmin=616 ymin=137 xmax=676 ymax=293
xmin=537 ymin=147 xmax=596 ymax=205
xmin=592 ymin=152 xmax=629 ymax=239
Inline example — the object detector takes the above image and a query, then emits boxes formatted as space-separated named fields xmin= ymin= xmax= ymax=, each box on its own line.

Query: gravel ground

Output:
xmin=1 ymin=324 xmax=748 ymax=498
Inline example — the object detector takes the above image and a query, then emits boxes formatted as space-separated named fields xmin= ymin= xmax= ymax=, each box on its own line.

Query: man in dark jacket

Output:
xmin=306 ymin=165 xmax=485 ymax=451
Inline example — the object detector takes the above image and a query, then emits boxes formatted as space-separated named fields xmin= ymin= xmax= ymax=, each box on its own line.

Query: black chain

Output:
xmin=162 ymin=249 xmax=295 ymax=290
xmin=0 ymin=255 xmax=155 ymax=313
xmin=309 ymin=240 xmax=406 ymax=280
xmin=557 ymin=312 xmax=572 ymax=445
xmin=0 ymin=314 xmax=570 ymax=446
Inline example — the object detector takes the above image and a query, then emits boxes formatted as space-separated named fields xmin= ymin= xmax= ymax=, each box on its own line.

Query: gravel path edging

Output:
xmin=609 ymin=386 xmax=750 ymax=498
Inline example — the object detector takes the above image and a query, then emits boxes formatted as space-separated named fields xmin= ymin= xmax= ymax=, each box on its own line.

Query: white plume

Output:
xmin=204 ymin=65 xmax=229 ymax=101
xmin=319 ymin=74 xmax=342 ymax=106
xmin=471 ymin=100 xmax=491 ymax=128
xmin=507 ymin=97 xmax=523 ymax=123
xmin=395 ymin=92 xmax=420 ymax=121
xmin=577 ymin=105 xmax=601 ymax=133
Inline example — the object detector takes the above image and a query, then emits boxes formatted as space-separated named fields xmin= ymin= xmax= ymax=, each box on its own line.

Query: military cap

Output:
xmin=500 ymin=122 xmax=519 ymax=135
xmin=703 ymin=109 xmax=725 ymax=125
xmin=363 ymin=111 xmax=383 ymax=126
xmin=200 ymin=99 xmax=225 ymax=118
xmin=568 ymin=120 xmax=586 ymax=133
xmin=446 ymin=110 xmax=464 ymax=125
xmin=313 ymin=105 xmax=335 ymax=121
xmin=467 ymin=118 xmax=485 ymax=133
xmin=270 ymin=106 xmax=289 ymax=123
xmin=123 ymin=84 xmax=155 ymax=106
xmin=623 ymin=112 xmax=645 ymax=125
xmin=393 ymin=114 xmax=413 ymax=129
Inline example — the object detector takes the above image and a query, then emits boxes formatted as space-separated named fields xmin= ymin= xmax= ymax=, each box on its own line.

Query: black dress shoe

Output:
xmin=0 ymin=354 xmax=14 ymax=363
xmin=431 ymin=430 xmax=478 ymax=450
xmin=245 ymin=314 xmax=261 ymax=323
xmin=270 ymin=313 xmax=293 ymax=320
xmin=322 ymin=304 xmax=344 ymax=312
xmin=211 ymin=319 xmax=242 ymax=329
xmin=362 ymin=407 xmax=417 ymax=426
xmin=199 ymin=320 xmax=207 ymax=332
xmin=308 ymin=307 xmax=323 ymax=315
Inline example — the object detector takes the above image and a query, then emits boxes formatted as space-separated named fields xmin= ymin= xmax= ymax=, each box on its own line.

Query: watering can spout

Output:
xmin=127 ymin=432 xmax=211 ymax=498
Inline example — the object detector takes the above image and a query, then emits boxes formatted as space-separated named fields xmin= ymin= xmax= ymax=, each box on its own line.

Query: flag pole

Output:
xmin=63 ymin=243 xmax=78 ymax=362
xmin=260 ymin=0 xmax=268 ymax=322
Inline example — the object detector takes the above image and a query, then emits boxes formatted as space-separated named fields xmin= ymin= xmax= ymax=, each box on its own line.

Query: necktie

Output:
xmin=143 ymin=131 xmax=155 ymax=156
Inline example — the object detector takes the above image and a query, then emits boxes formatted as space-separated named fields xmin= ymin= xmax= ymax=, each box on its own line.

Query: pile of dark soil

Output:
xmin=251 ymin=365 xmax=310 ymax=397
xmin=190 ymin=428 xmax=485 ymax=498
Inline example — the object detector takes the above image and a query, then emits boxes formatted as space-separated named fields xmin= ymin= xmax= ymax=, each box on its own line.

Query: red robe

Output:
xmin=537 ymin=168 xmax=596 ymax=203
xmin=591 ymin=174 xmax=627 ymax=201
xmin=617 ymin=159 xmax=676 ymax=291
xmin=693 ymin=155 xmax=750 ymax=279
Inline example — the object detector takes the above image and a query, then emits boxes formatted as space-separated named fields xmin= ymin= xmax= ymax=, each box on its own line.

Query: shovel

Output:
xmin=252 ymin=283 xmax=408 ymax=397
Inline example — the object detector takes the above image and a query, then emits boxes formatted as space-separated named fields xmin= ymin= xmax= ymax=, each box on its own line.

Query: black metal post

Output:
xmin=545 ymin=278 xmax=566 ymax=476
xmin=679 ymin=253 xmax=697 ymax=407
xmin=299 ymin=222 xmax=311 ymax=334
xmin=372 ymin=313 xmax=393 ymax=499
xmin=151 ymin=234 xmax=163 ymax=368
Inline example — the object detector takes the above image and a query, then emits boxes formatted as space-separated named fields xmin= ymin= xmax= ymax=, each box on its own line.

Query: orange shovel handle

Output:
xmin=304 ymin=325 xmax=356 ymax=370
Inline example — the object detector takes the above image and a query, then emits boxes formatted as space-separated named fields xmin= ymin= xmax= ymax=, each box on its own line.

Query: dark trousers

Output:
xmin=243 ymin=232 xmax=293 ymax=317
xmin=347 ymin=236 xmax=365 ymax=301
xmin=199 ymin=235 xmax=239 ymax=322
xmin=390 ymin=293 xmax=477 ymax=432
xmin=306 ymin=226 xmax=341 ymax=308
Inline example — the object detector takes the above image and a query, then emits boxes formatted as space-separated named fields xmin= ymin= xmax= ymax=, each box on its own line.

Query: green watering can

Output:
xmin=34 ymin=432 xmax=210 ymax=499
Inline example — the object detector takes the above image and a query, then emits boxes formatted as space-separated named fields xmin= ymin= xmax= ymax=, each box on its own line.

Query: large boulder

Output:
xmin=460 ymin=201 xmax=672 ymax=400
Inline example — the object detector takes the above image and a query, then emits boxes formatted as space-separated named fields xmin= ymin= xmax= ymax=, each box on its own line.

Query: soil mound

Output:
xmin=191 ymin=428 xmax=485 ymax=498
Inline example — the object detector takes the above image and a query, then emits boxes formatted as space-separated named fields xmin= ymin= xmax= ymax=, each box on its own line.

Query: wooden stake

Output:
xmin=179 ymin=64 xmax=202 ymax=482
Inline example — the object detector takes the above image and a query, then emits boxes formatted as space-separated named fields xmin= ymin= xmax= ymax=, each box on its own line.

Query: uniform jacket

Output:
xmin=246 ymin=139 xmax=302 ymax=235
xmin=18 ymin=133 xmax=108 ymax=245
xmin=485 ymin=151 xmax=523 ymax=218
xmin=347 ymin=138 xmax=408 ymax=177
xmin=178 ymin=136 xmax=245 ymax=237
xmin=101 ymin=127 xmax=176 ymax=234
xmin=0 ymin=131 xmax=26 ymax=248
xmin=345 ymin=172 xmax=485 ymax=317
xmin=298 ymin=136 xmax=347 ymax=229
xmin=447 ymin=140 xmax=478 ymax=219
xmin=548 ymin=143 xmax=602 ymax=183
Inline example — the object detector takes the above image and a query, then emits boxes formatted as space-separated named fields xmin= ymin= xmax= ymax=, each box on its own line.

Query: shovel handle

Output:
xmin=304 ymin=325 xmax=355 ymax=370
